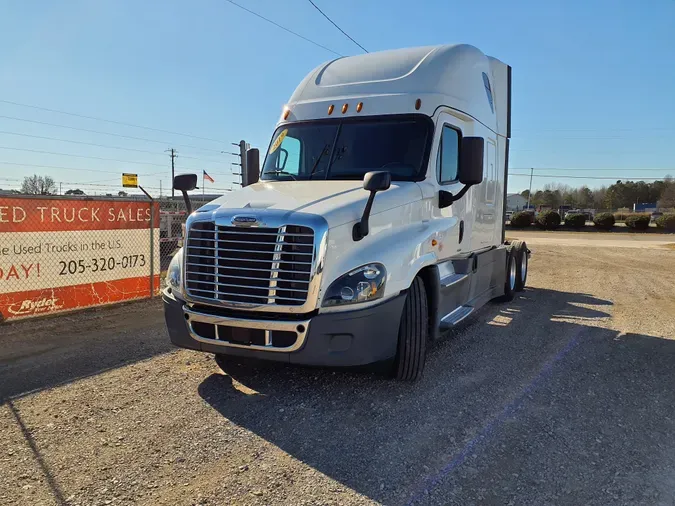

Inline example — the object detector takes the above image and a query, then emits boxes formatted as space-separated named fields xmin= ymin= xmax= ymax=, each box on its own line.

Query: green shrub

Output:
xmin=564 ymin=213 xmax=587 ymax=229
xmin=625 ymin=214 xmax=650 ymax=230
xmin=593 ymin=212 xmax=615 ymax=230
xmin=535 ymin=210 xmax=561 ymax=230
xmin=655 ymin=214 xmax=675 ymax=231
xmin=510 ymin=211 xmax=533 ymax=228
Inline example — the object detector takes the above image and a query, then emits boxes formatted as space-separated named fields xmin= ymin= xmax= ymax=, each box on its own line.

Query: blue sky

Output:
xmin=1 ymin=0 xmax=674 ymax=195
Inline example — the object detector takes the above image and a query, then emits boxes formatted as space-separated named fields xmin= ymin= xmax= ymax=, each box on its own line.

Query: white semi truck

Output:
xmin=163 ymin=44 xmax=529 ymax=380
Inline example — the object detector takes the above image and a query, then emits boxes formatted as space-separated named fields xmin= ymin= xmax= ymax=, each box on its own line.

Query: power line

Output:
xmin=0 ymin=161 xmax=165 ymax=176
xmin=508 ymin=173 xmax=666 ymax=180
xmin=0 ymin=114 xmax=225 ymax=155
xmin=513 ymin=126 xmax=675 ymax=133
xmin=0 ymin=145 xmax=169 ymax=168
xmin=0 ymin=131 xmax=226 ymax=169
xmin=223 ymin=0 xmax=343 ymax=57
xmin=0 ymin=99 xmax=223 ymax=143
xmin=0 ymin=130 xmax=169 ymax=156
xmin=307 ymin=0 xmax=368 ymax=53
xmin=509 ymin=167 xmax=674 ymax=172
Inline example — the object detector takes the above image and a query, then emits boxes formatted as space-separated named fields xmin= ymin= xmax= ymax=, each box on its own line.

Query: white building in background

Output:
xmin=506 ymin=193 xmax=528 ymax=211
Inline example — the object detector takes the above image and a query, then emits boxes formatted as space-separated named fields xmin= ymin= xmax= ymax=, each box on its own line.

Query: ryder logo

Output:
xmin=8 ymin=296 xmax=63 ymax=316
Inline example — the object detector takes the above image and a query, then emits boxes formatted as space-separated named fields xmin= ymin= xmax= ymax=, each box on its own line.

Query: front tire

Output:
xmin=393 ymin=277 xmax=428 ymax=381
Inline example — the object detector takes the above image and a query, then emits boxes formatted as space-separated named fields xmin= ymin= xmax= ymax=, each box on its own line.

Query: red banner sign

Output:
xmin=0 ymin=196 xmax=160 ymax=321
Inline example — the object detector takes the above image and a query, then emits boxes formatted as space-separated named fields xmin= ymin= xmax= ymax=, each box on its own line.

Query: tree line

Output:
xmin=5 ymin=174 xmax=675 ymax=209
xmin=521 ymin=177 xmax=675 ymax=210
xmin=0 ymin=174 xmax=127 ymax=197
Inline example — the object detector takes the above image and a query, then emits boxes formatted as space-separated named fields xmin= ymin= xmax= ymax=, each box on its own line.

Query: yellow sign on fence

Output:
xmin=122 ymin=173 xmax=138 ymax=188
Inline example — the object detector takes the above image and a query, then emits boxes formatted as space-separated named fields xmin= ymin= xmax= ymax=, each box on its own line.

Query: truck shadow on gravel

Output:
xmin=198 ymin=288 xmax=675 ymax=505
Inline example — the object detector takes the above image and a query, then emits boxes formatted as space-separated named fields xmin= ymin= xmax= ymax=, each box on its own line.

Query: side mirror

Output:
xmin=458 ymin=137 xmax=484 ymax=185
xmin=363 ymin=171 xmax=391 ymax=192
xmin=245 ymin=148 xmax=260 ymax=186
xmin=173 ymin=174 xmax=198 ymax=214
xmin=438 ymin=190 xmax=454 ymax=209
xmin=438 ymin=137 xmax=485 ymax=209
xmin=353 ymin=171 xmax=391 ymax=241
xmin=173 ymin=173 xmax=198 ymax=192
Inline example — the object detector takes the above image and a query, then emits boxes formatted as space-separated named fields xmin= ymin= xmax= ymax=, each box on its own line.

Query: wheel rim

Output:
xmin=509 ymin=255 xmax=516 ymax=290
xmin=521 ymin=250 xmax=528 ymax=282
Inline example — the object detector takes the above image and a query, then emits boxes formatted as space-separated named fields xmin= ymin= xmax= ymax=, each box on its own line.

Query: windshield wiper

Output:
xmin=265 ymin=169 xmax=297 ymax=180
xmin=308 ymin=144 xmax=330 ymax=179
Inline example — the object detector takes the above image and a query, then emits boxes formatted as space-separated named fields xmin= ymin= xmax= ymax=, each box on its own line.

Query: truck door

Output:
xmin=431 ymin=113 xmax=469 ymax=260
xmin=476 ymin=139 xmax=497 ymax=248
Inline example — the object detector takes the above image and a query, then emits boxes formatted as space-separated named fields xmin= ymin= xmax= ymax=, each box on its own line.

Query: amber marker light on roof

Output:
xmin=328 ymin=104 xmax=334 ymax=115
xmin=356 ymin=102 xmax=363 ymax=112
xmin=283 ymin=108 xmax=291 ymax=120
xmin=415 ymin=98 xmax=422 ymax=110
xmin=342 ymin=103 xmax=349 ymax=114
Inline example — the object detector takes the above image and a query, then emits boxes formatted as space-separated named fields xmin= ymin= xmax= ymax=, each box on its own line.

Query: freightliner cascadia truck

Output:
xmin=164 ymin=44 xmax=529 ymax=380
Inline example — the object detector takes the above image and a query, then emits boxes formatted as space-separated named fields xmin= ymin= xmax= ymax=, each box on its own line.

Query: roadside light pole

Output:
xmin=526 ymin=167 xmax=534 ymax=209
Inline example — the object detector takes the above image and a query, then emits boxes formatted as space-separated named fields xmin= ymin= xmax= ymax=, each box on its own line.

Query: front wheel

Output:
xmin=392 ymin=277 xmax=428 ymax=381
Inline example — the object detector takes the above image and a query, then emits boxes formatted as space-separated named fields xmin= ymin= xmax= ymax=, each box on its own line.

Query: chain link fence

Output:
xmin=158 ymin=196 xmax=215 ymax=273
xmin=0 ymin=195 xmax=161 ymax=321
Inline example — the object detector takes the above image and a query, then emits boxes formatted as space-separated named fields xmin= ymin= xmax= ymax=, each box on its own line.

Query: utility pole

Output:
xmin=159 ymin=180 xmax=162 ymax=199
xmin=526 ymin=167 xmax=534 ymax=209
xmin=166 ymin=148 xmax=177 ymax=198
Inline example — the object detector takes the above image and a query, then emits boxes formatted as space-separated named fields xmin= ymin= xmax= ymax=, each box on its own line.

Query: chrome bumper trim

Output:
xmin=183 ymin=305 xmax=309 ymax=352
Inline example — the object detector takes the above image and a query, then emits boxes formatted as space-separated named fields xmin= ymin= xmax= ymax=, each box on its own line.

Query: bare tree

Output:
xmin=657 ymin=175 xmax=675 ymax=209
xmin=21 ymin=174 xmax=57 ymax=195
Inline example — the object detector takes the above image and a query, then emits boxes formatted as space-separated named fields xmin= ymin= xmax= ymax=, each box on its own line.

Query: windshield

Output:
xmin=260 ymin=115 xmax=432 ymax=181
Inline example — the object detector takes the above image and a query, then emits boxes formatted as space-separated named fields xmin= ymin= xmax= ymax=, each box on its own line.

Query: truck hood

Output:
xmin=200 ymin=180 xmax=422 ymax=228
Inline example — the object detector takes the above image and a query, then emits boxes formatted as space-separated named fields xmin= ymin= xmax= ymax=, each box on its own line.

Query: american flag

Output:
xmin=203 ymin=170 xmax=214 ymax=183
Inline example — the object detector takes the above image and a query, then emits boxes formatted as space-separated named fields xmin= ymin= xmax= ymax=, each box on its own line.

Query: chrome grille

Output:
xmin=185 ymin=222 xmax=315 ymax=306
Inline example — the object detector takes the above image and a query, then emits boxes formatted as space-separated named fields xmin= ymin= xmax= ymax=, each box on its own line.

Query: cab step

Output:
xmin=439 ymin=305 xmax=474 ymax=330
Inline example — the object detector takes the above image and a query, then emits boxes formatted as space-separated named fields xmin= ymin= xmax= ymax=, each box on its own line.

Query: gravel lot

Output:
xmin=1 ymin=237 xmax=674 ymax=506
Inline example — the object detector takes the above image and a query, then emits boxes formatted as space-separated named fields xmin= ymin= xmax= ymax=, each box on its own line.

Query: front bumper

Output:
xmin=163 ymin=289 xmax=406 ymax=367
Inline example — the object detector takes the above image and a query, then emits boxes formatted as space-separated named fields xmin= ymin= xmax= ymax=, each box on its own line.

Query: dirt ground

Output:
xmin=1 ymin=236 xmax=674 ymax=506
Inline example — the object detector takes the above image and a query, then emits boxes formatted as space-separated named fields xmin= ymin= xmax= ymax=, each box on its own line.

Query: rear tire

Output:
xmin=497 ymin=248 xmax=517 ymax=302
xmin=393 ymin=277 xmax=428 ymax=381
xmin=511 ymin=240 xmax=528 ymax=291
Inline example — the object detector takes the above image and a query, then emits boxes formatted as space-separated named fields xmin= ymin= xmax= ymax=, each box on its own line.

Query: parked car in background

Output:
xmin=651 ymin=212 xmax=663 ymax=223
xmin=565 ymin=209 xmax=593 ymax=221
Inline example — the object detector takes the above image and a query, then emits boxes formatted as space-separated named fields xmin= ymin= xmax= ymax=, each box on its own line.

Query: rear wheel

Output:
xmin=498 ymin=248 xmax=517 ymax=302
xmin=511 ymin=240 xmax=528 ymax=291
xmin=393 ymin=277 xmax=428 ymax=381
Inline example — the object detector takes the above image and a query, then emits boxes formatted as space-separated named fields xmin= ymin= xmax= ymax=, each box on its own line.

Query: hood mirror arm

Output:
xmin=173 ymin=173 xmax=198 ymax=215
xmin=180 ymin=189 xmax=193 ymax=214
xmin=353 ymin=171 xmax=391 ymax=242
xmin=353 ymin=190 xmax=377 ymax=241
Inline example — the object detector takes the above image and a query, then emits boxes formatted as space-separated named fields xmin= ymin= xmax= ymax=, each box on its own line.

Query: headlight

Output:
xmin=166 ymin=248 xmax=183 ymax=293
xmin=323 ymin=263 xmax=386 ymax=307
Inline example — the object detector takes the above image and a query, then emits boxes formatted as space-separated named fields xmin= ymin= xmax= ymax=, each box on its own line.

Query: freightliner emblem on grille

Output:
xmin=231 ymin=215 xmax=259 ymax=226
